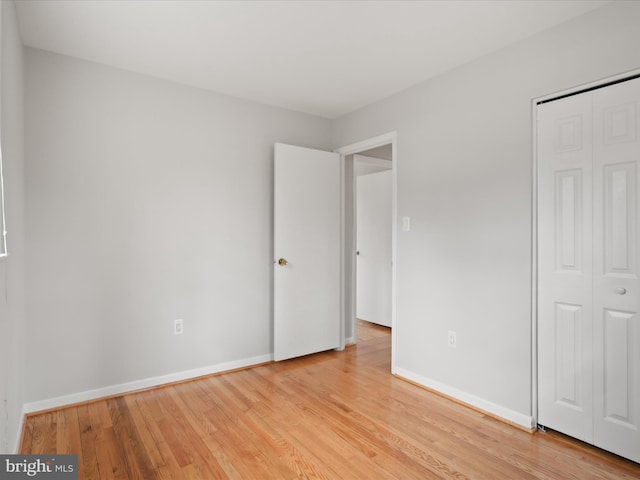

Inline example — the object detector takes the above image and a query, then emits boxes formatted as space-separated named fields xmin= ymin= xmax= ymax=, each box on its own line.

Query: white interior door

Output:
xmin=538 ymin=77 xmax=640 ymax=463
xmin=592 ymin=78 xmax=640 ymax=462
xmin=356 ymin=169 xmax=392 ymax=327
xmin=274 ymin=143 xmax=341 ymax=361
xmin=538 ymin=92 xmax=594 ymax=443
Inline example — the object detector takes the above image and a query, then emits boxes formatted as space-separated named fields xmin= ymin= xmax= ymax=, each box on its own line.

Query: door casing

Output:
xmin=336 ymin=132 xmax=398 ymax=373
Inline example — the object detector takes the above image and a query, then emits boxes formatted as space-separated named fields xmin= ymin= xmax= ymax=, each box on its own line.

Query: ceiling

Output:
xmin=15 ymin=0 xmax=611 ymax=119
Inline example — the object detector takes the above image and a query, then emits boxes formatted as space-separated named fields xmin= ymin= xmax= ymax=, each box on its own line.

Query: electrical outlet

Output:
xmin=448 ymin=330 xmax=456 ymax=348
xmin=174 ymin=319 xmax=184 ymax=335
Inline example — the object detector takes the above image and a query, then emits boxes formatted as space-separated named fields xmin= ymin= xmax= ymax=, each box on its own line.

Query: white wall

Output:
xmin=0 ymin=0 xmax=25 ymax=452
xmin=332 ymin=1 xmax=640 ymax=425
xmin=24 ymin=48 xmax=331 ymax=405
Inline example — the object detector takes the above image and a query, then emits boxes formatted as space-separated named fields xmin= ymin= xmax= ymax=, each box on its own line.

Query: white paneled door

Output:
xmin=538 ymin=77 xmax=640 ymax=463
xmin=273 ymin=143 xmax=341 ymax=361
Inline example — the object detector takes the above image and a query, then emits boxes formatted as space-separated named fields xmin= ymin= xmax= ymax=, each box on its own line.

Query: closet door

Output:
xmin=538 ymin=92 xmax=594 ymax=443
xmin=592 ymin=78 xmax=640 ymax=463
xmin=538 ymin=77 xmax=640 ymax=463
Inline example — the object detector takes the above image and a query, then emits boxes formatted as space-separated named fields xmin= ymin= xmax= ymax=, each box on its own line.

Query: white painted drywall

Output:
xmin=356 ymin=167 xmax=392 ymax=327
xmin=332 ymin=1 xmax=640 ymax=421
xmin=24 ymin=48 xmax=332 ymax=403
xmin=0 ymin=0 xmax=25 ymax=453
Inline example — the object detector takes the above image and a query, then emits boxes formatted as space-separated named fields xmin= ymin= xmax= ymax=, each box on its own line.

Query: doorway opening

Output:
xmin=336 ymin=132 xmax=397 ymax=373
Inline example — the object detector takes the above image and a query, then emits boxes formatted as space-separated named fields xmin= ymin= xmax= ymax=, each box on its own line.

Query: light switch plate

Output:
xmin=448 ymin=331 xmax=456 ymax=348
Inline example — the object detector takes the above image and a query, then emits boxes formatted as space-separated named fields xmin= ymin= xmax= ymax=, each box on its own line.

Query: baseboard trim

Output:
xmin=394 ymin=367 xmax=534 ymax=431
xmin=22 ymin=354 xmax=273 ymax=416
xmin=12 ymin=406 xmax=26 ymax=454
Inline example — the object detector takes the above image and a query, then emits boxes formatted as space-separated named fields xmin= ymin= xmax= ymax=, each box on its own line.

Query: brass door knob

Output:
xmin=278 ymin=258 xmax=288 ymax=266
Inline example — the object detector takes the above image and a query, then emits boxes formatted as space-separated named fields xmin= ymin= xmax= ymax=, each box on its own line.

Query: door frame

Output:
xmin=335 ymin=132 xmax=398 ymax=373
xmin=532 ymin=68 xmax=640 ymax=428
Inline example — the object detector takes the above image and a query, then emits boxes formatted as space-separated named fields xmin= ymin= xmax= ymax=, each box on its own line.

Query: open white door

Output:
xmin=274 ymin=143 xmax=341 ymax=361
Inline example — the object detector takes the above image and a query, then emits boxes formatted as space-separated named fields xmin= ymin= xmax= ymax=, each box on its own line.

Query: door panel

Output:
xmin=592 ymin=78 xmax=640 ymax=463
xmin=602 ymin=309 xmax=636 ymax=424
xmin=603 ymin=163 xmax=636 ymax=275
xmin=553 ymin=303 xmax=584 ymax=410
xmin=538 ymin=92 xmax=594 ymax=443
xmin=555 ymin=169 xmax=583 ymax=271
xmin=273 ymin=143 xmax=341 ymax=361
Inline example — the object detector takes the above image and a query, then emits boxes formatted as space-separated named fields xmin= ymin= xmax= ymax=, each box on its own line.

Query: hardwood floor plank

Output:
xmin=55 ymin=407 xmax=85 ymax=479
xmin=157 ymin=387 xmax=231 ymax=480
xmin=54 ymin=410 xmax=72 ymax=455
xmin=197 ymin=379 xmax=294 ymax=480
xmin=29 ymin=412 xmax=57 ymax=455
xmin=350 ymin=387 xmax=518 ymax=478
xmin=132 ymin=392 xmax=185 ymax=480
xmin=107 ymin=397 xmax=156 ymax=480
xmin=95 ymin=428 xmax=124 ymax=480
xmin=19 ymin=415 xmax=34 ymax=454
xmin=77 ymin=404 xmax=101 ymax=480
xmin=19 ymin=321 xmax=640 ymax=479
xmin=123 ymin=395 xmax=164 ymax=469
xmin=88 ymin=401 xmax=125 ymax=480
xmin=275 ymin=375 xmax=438 ymax=478
xmin=235 ymin=373 xmax=336 ymax=479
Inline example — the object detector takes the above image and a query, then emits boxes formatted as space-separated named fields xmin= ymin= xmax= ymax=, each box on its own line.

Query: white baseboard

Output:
xmin=394 ymin=367 xmax=534 ymax=430
xmin=11 ymin=406 xmax=26 ymax=454
xmin=22 ymin=354 xmax=273 ymax=415
xmin=345 ymin=336 xmax=355 ymax=346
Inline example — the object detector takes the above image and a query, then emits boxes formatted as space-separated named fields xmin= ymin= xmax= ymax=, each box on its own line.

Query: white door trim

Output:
xmin=532 ymin=67 xmax=640 ymax=428
xmin=531 ymin=99 xmax=539 ymax=429
xmin=335 ymin=131 xmax=398 ymax=373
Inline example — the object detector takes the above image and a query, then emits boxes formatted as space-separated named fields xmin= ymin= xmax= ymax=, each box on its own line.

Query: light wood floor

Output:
xmin=21 ymin=320 xmax=640 ymax=479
